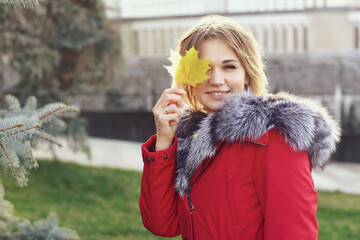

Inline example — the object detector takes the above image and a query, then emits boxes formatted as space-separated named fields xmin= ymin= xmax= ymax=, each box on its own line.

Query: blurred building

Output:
xmin=94 ymin=0 xmax=360 ymax=162
xmin=105 ymin=0 xmax=360 ymax=57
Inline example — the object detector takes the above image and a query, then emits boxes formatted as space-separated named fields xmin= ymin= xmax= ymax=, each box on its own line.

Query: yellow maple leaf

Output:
xmin=164 ymin=47 xmax=211 ymax=87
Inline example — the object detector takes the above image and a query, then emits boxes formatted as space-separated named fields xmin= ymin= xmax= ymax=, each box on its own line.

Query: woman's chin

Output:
xmin=204 ymin=101 xmax=226 ymax=113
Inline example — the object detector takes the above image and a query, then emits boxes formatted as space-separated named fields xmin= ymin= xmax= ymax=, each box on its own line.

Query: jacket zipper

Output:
xmin=186 ymin=142 xmax=226 ymax=216
xmin=186 ymin=142 xmax=226 ymax=240
xmin=187 ymin=191 xmax=194 ymax=215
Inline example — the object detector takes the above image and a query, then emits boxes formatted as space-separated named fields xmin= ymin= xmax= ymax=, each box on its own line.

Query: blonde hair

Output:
xmin=172 ymin=15 xmax=269 ymax=112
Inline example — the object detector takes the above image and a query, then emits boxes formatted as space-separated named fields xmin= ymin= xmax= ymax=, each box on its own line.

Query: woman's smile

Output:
xmin=206 ymin=90 xmax=230 ymax=99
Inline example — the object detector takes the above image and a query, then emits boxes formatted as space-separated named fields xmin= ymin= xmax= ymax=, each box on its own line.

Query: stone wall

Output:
xmin=266 ymin=53 xmax=360 ymax=134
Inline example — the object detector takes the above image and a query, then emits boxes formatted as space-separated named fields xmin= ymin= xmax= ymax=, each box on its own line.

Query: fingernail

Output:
xmin=180 ymin=90 xmax=186 ymax=94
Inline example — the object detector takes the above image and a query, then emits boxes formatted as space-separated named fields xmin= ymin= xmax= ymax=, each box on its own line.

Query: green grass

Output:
xmin=1 ymin=160 xmax=180 ymax=240
xmin=1 ymin=160 xmax=360 ymax=240
xmin=318 ymin=191 xmax=360 ymax=239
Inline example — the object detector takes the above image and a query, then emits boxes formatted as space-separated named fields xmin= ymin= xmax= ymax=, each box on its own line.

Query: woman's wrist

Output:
xmin=155 ymin=136 xmax=173 ymax=151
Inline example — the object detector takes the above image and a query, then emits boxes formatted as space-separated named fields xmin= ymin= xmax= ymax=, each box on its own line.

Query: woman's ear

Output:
xmin=244 ymin=74 xmax=250 ymax=85
xmin=243 ymin=74 xmax=252 ymax=93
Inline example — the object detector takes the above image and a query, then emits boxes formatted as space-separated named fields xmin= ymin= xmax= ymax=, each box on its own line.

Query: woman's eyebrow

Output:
xmin=222 ymin=59 xmax=239 ymax=64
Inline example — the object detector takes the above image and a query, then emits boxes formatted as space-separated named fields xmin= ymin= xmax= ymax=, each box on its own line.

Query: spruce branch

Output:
xmin=5 ymin=95 xmax=21 ymax=112
xmin=48 ymin=118 xmax=67 ymax=130
xmin=0 ymin=123 xmax=23 ymax=132
xmin=58 ymin=109 xmax=80 ymax=115
xmin=39 ymin=104 xmax=66 ymax=120
xmin=0 ymin=95 xmax=80 ymax=186
xmin=24 ymin=96 xmax=37 ymax=110
xmin=0 ymin=185 xmax=79 ymax=239
xmin=0 ymin=118 xmax=25 ymax=132
xmin=13 ymin=166 xmax=28 ymax=187
xmin=0 ymin=141 xmax=15 ymax=167
xmin=3 ymin=124 xmax=40 ymax=143
xmin=35 ymin=132 xmax=62 ymax=147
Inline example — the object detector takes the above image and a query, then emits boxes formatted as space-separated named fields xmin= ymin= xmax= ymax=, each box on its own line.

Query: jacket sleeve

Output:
xmin=138 ymin=135 xmax=181 ymax=237
xmin=253 ymin=130 xmax=318 ymax=240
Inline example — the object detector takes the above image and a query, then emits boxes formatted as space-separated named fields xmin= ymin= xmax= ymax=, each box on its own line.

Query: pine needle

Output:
xmin=0 ymin=142 xmax=15 ymax=167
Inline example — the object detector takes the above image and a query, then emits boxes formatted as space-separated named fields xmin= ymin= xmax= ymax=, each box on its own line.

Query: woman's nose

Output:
xmin=207 ymin=69 xmax=224 ymax=86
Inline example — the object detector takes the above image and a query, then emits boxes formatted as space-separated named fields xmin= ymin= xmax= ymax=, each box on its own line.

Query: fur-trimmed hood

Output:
xmin=174 ymin=92 xmax=341 ymax=197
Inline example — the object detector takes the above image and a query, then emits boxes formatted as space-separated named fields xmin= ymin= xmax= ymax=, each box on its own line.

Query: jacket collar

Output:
xmin=174 ymin=92 xmax=341 ymax=197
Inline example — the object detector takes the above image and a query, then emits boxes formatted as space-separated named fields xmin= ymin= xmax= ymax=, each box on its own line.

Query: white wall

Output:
xmin=110 ymin=0 xmax=355 ymax=19
xmin=111 ymin=0 xmax=359 ymax=57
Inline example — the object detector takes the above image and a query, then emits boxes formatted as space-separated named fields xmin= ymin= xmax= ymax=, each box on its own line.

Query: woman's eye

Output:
xmin=224 ymin=65 xmax=236 ymax=70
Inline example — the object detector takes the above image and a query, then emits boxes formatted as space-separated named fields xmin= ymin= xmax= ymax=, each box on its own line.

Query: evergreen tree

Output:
xmin=0 ymin=0 xmax=121 ymax=105
xmin=0 ymin=2 xmax=114 ymax=238
xmin=0 ymin=0 xmax=119 ymax=157
xmin=0 ymin=95 xmax=79 ymax=239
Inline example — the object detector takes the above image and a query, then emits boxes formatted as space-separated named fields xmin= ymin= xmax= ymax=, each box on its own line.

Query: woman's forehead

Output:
xmin=198 ymin=38 xmax=235 ymax=57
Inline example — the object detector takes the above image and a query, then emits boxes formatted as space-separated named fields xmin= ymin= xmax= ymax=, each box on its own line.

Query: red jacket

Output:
xmin=139 ymin=93 xmax=340 ymax=240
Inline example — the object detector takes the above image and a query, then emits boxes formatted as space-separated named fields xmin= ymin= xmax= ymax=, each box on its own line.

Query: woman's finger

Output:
xmin=157 ymin=112 xmax=181 ymax=125
xmin=157 ymin=88 xmax=186 ymax=107
xmin=162 ymin=87 xmax=186 ymax=96
xmin=169 ymin=117 xmax=180 ymax=126
xmin=164 ymin=104 xmax=182 ymax=117
xmin=160 ymin=93 xmax=184 ymax=108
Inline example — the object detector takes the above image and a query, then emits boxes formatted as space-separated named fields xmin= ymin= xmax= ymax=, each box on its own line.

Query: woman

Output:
xmin=139 ymin=15 xmax=340 ymax=240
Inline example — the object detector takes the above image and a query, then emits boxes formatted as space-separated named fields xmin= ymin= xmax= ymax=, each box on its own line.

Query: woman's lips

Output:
xmin=206 ymin=91 xmax=230 ymax=99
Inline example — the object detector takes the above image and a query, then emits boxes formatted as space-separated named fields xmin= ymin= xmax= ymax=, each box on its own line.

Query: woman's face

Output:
xmin=193 ymin=38 xmax=248 ymax=113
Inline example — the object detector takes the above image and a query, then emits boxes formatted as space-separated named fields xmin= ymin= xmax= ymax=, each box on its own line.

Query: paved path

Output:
xmin=33 ymin=137 xmax=144 ymax=171
xmin=33 ymin=137 xmax=360 ymax=195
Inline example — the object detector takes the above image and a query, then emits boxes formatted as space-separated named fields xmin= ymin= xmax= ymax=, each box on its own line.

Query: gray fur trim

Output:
xmin=175 ymin=92 xmax=341 ymax=198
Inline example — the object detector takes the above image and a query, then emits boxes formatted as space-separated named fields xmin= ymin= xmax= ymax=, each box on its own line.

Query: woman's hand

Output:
xmin=152 ymin=88 xmax=186 ymax=151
